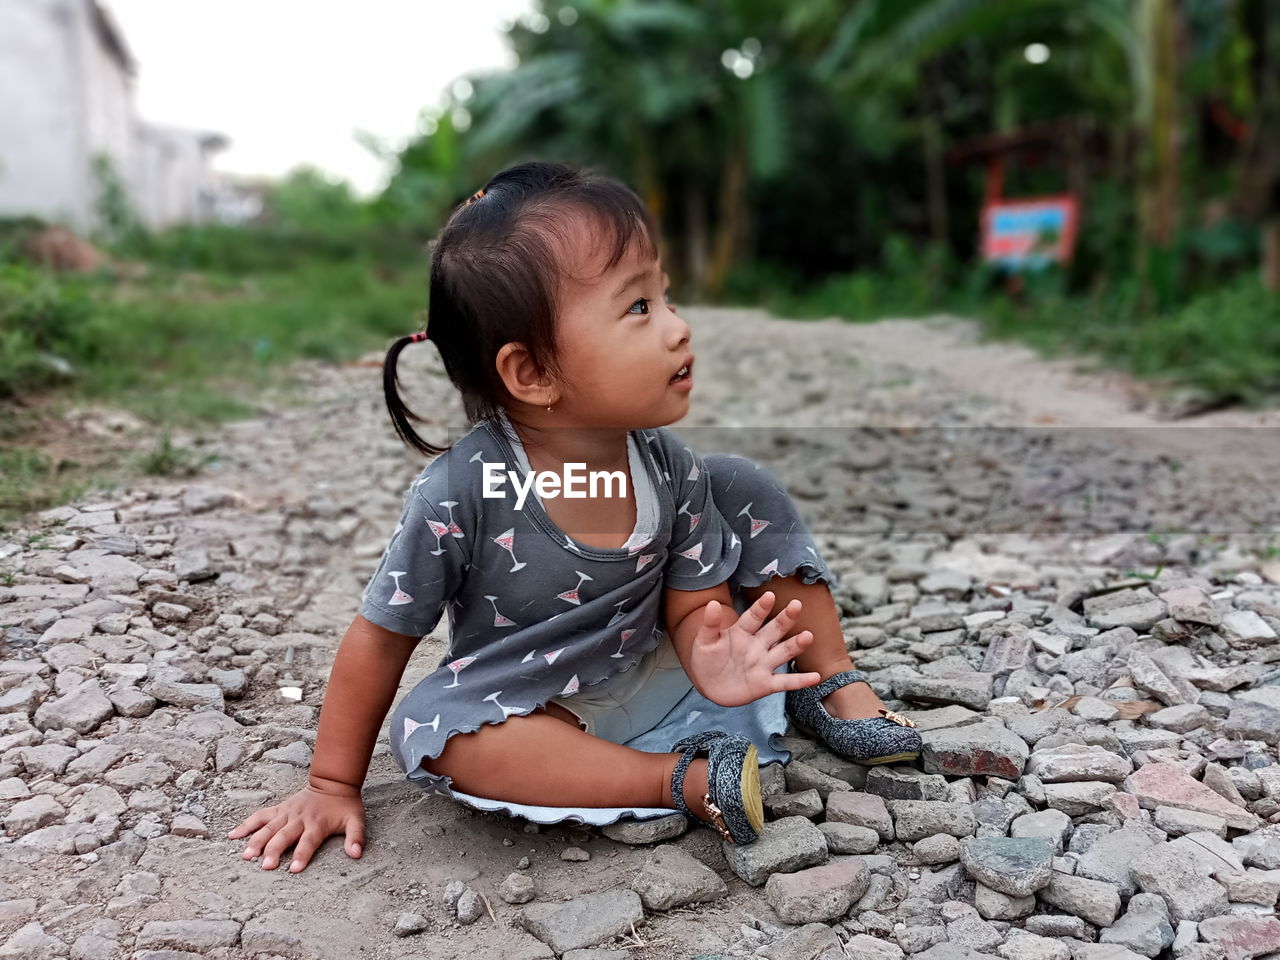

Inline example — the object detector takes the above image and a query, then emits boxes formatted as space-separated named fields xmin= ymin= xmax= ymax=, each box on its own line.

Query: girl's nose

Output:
xmin=665 ymin=300 xmax=691 ymax=346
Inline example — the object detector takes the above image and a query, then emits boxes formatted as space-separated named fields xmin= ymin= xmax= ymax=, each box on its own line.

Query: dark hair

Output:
xmin=383 ymin=160 xmax=660 ymax=458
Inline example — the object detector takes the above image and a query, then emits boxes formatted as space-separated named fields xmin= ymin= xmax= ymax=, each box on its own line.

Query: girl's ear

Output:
xmin=495 ymin=341 xmax=558 ymax=407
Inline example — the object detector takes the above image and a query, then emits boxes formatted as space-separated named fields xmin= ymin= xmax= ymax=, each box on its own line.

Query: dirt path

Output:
xmin=1 ymin=308 xmax=1277 ymax=960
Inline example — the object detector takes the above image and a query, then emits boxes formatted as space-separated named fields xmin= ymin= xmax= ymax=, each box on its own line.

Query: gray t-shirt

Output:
xmin=358 ymin=412 xmax=743 ymax=786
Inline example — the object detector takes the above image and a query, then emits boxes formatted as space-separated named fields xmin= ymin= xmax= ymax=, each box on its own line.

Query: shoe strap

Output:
xmin=670 ymin=744 xmax=699 ymax=818
xmin=811 ymin=669 xmax=870 ymax=700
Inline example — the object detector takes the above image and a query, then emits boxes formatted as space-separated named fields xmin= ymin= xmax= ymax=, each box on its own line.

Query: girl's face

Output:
xmin=550 ymin=225 xmax=694 ymax=430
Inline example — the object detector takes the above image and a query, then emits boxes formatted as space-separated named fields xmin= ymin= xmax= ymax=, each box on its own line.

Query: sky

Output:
xmin=104 ymin=0 xmax=533 ymax=197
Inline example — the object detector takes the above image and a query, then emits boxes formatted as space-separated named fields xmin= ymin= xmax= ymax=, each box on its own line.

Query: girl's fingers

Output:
xmin=773 ymin=669 xmax=823 ymax=691
xmin=756 ymin=598 xmax=802 ymax=645
xmin=765 ymin=631 xmax=813 ymax=670
xmin=227 ymin=808 xmax=273 ymax=839
xmin=242 ymin=816 xmax=287 ymax=860
xmin=288 ymin=827 xmax=326 ymax=873
xmin=261 ymin=820 xmax=305 ymax=871
xmin=733 ymin=591 xmax=775 ymax=636
xmin=697 ymin=599 xmax=725 ymax=638
xmin=345 ymin=816 xmax=366 ymax=858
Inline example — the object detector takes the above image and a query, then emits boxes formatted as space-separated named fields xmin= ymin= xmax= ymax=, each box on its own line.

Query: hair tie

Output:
xmin=408 ymin=331 xmax=429 ymax=342
xmin=465 ymin=187 xmax=486 ymax=205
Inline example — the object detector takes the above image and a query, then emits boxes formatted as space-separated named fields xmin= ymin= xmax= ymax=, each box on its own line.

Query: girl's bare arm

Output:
xmin=228 ymin=614 xmax=422 ymax=872
xmin=309 ymin=613 xmax=422 ymax=791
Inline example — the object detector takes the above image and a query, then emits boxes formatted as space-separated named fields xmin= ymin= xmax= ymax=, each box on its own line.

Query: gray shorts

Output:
xmin=545 ymin=630 xmax=693 ymax=744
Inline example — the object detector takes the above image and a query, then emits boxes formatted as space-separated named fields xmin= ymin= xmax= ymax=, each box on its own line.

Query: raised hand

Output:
xmin=226 ymin=778 xmax=366 ymax=873
xmin=687 ymin=591 xmax=823 ymax=707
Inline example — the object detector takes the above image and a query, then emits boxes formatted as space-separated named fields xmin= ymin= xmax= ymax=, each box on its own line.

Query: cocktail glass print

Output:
xmin=444 ymin=656 xmax=478 ymax=688
xmin=485 ymin=595 xmax=516 ymax=628
xmin=557 ymin=570 xmax=593 ymax=605
xmin=677 ymin=499 xmax=702 ymax=535
xmin=610 ymin=628 xmax=636 ymax=658
xmin=493 ymin=527 xmax=527 ymax=572
xmin=606 ymin=598 xmax=630 ymax=627
xmin=675 ymin=541 xmax=714 ymax=576
xmin=426 ymin=519 xmax=450 ymax=555
xmin=483 ymin=690 xmax=521 ymax=718
xmin=440 ymin=501 xmax=465 ymax=537
xmin=385 ymin=571 xmax=414 ymax=605
xmin=738 ymin=502 xmax=771 ymax=538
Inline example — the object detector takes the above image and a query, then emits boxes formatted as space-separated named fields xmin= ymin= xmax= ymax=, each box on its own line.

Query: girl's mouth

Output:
xmin=669 ymin=364 xmax=690 ymax=384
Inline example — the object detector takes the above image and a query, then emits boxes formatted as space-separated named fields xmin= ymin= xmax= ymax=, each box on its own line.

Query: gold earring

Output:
xmin=546 ymin=404 xmax=552 ymax=412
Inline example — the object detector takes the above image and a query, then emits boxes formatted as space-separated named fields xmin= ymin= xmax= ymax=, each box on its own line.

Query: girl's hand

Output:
xmin=227 ymin=777 xmax=366 ymax=873
xmin=688 ymin=591 xmax=823 ymax=707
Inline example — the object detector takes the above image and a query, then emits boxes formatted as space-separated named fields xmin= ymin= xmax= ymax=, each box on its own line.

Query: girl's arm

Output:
xmin=309 ymin=614 xmax=422 ymax=791
xmin=228 ymin=614 xmax=421 ymax=872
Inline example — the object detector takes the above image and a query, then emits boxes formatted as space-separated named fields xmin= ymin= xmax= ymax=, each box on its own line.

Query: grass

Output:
xmin=758 ymin=258 xmax=1280 ymax=412
xmin=0 ymin=247 xmax=427 ymax=533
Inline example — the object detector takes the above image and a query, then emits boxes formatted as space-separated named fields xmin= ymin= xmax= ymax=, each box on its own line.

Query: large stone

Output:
xmin=1130 ymin=846 xmax=1229 ymax=923
xmin=600 ymin=814 xmax=686 ymax=845
xmin=1167 ymin=831 xmax=1245 ymax=877
xmin=0 ymin=922 xmax=68 ymax=959
xmin=519 ymin=890 xmax=644 ymax=955
xmin=4 ymin=795 xmax=65 ymax=836
xmin=865 ymin=766 xmax=949 ymax=801
xmin=721 ymin=815 xmax=827 ymax=886
xmin=1232 ymin=824 xmax=1280 ymax=869
xmin=998 ymin=933 xmax=1070 ymax=960
xmin=889 ymin=801 xmax=978 ymax=842
xmin=1099 ymin=893 xmax=1174 ymax=958
xmin=1218 ymin=609 xmax=1276 ymax=648
xmin=1223 ymin=701 xmax=1280 ymax=745
xmin=1082 ymin=587 xmax=1165 ymax=631
xmin=32 ymin=682 xmax=113 ymax=734
xmin=134 ymin=920 xmax=241 ymax=951
xmin=1197 ymin=916 xmax=1280 ymax=960
xmin=1125 ymin=763 xmax=1260 ymax=830
xmin=1039 ymin=873 xmax=1122 ymax=927
xmin=764 ymin=857 xmax=871 ymax=923
xmin=1127 ymin=652 xmax=1187 ymax=706
xmin=1010 ymin=809 xmax=1072 ymax=854
xmin=921 ymin=722 xmax=1029 ymax=780
xmin=141 ymin=680 xmax=225 ymax=711
xmin=825 ymin=791 xmax=893 ymax=840
xmin=1075 ymin=824 xmax=1162 ymax=896
xmin=895 ymin=674 xmax=994 ymax=711
xmin=959 ymin=837 xmax=1053 ymax=897
xmin=1042 ymin=781 xmax=1119 ymax=817
xmin=1027 ymin=744 xmax=1132 ymax=784
xmin=629 ymin=844 xmax=726 ymax=911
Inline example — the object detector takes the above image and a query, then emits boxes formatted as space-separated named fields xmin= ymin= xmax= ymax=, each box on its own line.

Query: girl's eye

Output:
xmin=626 ymin=289 xmax=674 ymax=316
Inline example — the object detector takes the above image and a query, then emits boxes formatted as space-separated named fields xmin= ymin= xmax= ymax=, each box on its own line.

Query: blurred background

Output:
xmin=1 ymin=0 xmax=1278 ymax=523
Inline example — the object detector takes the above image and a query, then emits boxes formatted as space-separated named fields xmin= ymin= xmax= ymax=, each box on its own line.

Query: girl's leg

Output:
xmin=420 ymin=703 xmax=711 ymax=811
xmin=703 ymin=453 xmax=888 ymax=721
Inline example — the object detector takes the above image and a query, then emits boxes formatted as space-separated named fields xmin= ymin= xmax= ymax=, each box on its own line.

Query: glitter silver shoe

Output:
xmin=669 ymin=729 xmax=766 ymax=845
xmin=785 ymin=669 xmax=922 ymax=765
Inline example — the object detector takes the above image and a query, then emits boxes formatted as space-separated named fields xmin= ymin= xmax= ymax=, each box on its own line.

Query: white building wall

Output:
xmin=0 ymin=0 xmax=227 ymax=234
xmin=0 ymin=0 xmax=89 ymax=229
xmin=82 ymin=3 xmax=135 ymax=211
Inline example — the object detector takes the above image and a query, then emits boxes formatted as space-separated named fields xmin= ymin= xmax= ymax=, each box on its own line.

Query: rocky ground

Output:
xmin=1 ymin=307 xmax=1278 ymax=960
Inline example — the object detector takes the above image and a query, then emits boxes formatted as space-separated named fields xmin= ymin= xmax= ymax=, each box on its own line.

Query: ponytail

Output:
xmin=383 ymin=333 xmax=450 ymax=458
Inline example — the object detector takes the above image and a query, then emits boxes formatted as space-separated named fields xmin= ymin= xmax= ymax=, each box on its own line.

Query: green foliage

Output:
xmin=90 ymin=152 xmax=141 ymax=246
xmin=0 ymin=263 xmax=94 ymax=397
xmin=133 ymin=433 xmax=221 ymax=477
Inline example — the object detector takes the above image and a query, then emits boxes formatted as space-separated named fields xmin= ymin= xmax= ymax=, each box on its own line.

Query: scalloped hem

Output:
xmin=730 ymin=557 xmax=834 ymax=592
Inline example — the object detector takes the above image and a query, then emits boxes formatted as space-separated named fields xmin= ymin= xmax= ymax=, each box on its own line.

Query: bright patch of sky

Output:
xmin=104 ymin=0 xmax=533 ymax=196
